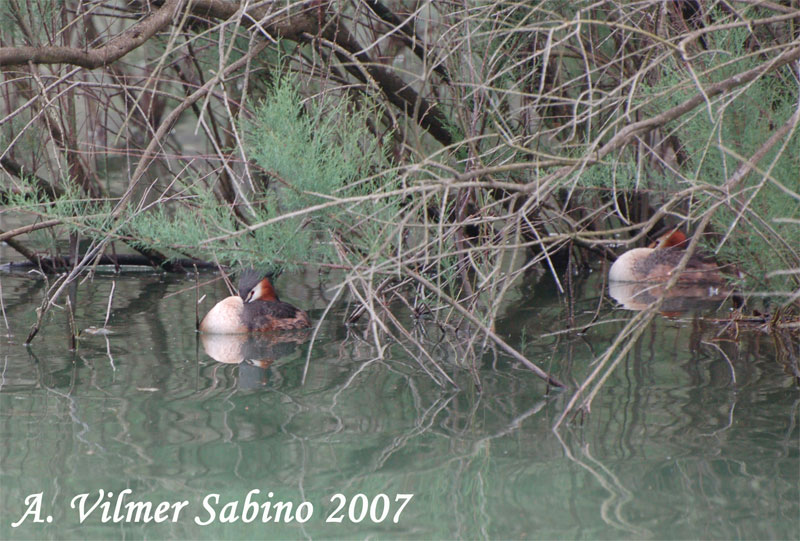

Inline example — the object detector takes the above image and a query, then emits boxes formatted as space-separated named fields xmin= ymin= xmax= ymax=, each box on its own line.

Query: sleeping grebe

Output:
xmin=609 ymin=230 xmax=725 ymax=284
xmin=199 ymin=270 xmax=311 ymax=334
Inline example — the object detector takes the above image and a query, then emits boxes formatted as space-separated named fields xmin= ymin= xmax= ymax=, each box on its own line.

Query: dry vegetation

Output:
xmin=1 ymin=1 xmax=799 ymax=419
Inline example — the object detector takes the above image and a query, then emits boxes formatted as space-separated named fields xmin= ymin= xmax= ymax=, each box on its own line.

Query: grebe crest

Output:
xmin=238 ymin=269 xmax=279 ymax=303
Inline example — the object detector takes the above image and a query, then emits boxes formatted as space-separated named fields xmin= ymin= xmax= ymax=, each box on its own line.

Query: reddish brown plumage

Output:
xmin=255 ymin=278 xmax=278 ymax=302
xmin=652 ymin=229 xmax=688 ymax=249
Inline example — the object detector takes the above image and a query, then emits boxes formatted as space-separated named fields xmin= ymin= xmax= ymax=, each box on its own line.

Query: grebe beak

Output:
xmin=244 ymin=281 xmax=263 ymax=303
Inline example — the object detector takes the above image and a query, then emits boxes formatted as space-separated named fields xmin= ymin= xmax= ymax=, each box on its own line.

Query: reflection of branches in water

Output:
xmin=23 ymin=345 xmax=162 ymax=483
xmin=78 ymin=354 xmax=113 ymax=398
xmin=701 ymin=340 xmax=736 ymax=385
xmin=785 ymin=397 xmax=800 ymax=451
xmin=555 ymin=296 xmax=758 ymax=429
xmin=336 ymin=262 xmax=458 ymax=388
xmin=113 ymin=391 xmax=157 ymax=478
xmin=303 ymin=280 xmax=346 ymax=385
xmin=336 ymin=393 xmax=550 ymax=490
xmin=555 ymin=307 xmax=661 ymax=429
xmin=103 ymin=334 xmax=116 ymax=371
xmin=771 ymin=329 xmax=800 ymax=384
xmin=259 ymin=317 xmax=559 ymax=511
xmin=339 ymin=303 xmax=560 ymax=397
xmin=0 ymin=278 xmax=9 ymax=331
xmin=553 ymin=430 xmax=651 ymax=539
xmin=277 ymin=377 xmax=553 ymax=537
xmin=0 ymin=273 xmax=52 ymax=316
xmin=669 ymin=453 xmax=797 ymax=539
xmin=698 ymin=401 xmax=736 ymax=440
xmin=371 ymin=394 xmax=458 ymax=471
xmin=45 ymin=381 xmax=107 ymax=456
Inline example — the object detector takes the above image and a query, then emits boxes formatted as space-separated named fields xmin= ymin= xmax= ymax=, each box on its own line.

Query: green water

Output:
xmin=0 ymin=271 xmax=797 ymax=540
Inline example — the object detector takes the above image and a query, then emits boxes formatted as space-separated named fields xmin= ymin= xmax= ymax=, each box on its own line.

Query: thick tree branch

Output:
xmin=0 ymin=220 xmax=63 ymax=243
xmin=0 ymin=0 xmax=183 ymax=68
xmin=0 ymin=253 xmax=217 ymax=271
xmin=364 ymin=0 xmax=451 ymax=82
xmin=0 ymin=227 xmax=57 ymax=271
xmin=0 ymin=0 xmax=317 ymax=68
xmin=0 ymin=156 xmax=65 ymax=201
xmin=315 ymin=23 xmax=455 ymax=147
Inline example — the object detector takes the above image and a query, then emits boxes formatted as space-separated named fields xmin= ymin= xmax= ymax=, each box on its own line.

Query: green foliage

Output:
xmin=232 ymin=74 xmax=397 ymax=269
xmin=651 ymin=26 xmax=799 ymax=291
xmin=0 ymin=0 xmax=45 ymax=43
xmin=5 ymin=73 xmax=404 ymax=273
xmin=246 ymin=76 xmax=386 ymax=194
xmin=4 ymin=175 xmax=113 ymax=238
xmin=123 ymin=189 xmax=230 ymax=258
xmin=578 ymin=160 xmax=640 ymax=190
xmin=577 ymin=23 xmax=799 ymax=292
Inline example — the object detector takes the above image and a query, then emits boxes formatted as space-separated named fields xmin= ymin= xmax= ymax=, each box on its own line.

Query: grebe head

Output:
xmin=238 ymin=269 xmax=279 ymax=303
xmin=651 ymin=228 xmax=688 ymax=249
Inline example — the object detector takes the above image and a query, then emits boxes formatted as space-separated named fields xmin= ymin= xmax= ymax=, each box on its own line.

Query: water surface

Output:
xmin=0 ymin=270 xmax=797 ymax=539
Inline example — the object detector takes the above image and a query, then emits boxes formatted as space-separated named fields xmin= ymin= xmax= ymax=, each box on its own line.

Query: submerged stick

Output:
xmin=104 ymin=281 xmax=116 ymax=329
xmin=194 ymin=265 xmax=199 ymax=331
xmin=24 ymin=242 xmax=105 ymax=346
xmin=0 ymin=278 xmax=8 ymax=331
xmin=25 ymin=273 xmax=61 ymax=345
xmin=65 ymin=294 xmax=77 ymax=351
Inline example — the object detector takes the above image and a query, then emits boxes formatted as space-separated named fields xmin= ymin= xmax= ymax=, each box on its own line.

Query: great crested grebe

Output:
xmin=609 ymin=229 xmax=725 ymax=284
xmin=199 ymin=269 xmax=311 ymax=334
